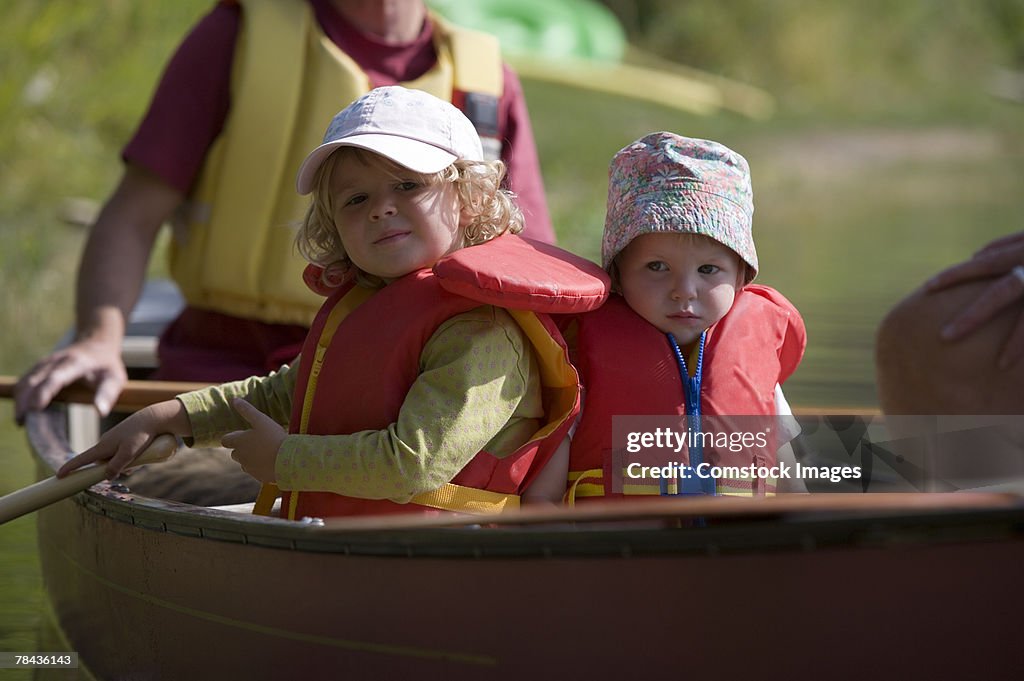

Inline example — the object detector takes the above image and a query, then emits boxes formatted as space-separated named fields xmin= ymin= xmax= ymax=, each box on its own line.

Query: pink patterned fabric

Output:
xmin=602 ymin=132 xmax=757 ymax=281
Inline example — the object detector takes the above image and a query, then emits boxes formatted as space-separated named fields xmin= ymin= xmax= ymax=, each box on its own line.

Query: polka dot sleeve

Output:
xmin=178 ymin=362 xmax=297 ymax=447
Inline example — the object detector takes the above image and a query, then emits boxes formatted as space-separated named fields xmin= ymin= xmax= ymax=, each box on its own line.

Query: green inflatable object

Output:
xmin=428 ymin=0 xmax=775 ymax=118
xmin=429 ymin=0 xmax=626 ymax=62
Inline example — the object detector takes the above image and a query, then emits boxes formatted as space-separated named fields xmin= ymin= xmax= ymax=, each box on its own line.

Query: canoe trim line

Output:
xmin=67 ymin=486 xmax=1024 ymax=560
xmin=40 ymin=531 xmax=498 ymax=667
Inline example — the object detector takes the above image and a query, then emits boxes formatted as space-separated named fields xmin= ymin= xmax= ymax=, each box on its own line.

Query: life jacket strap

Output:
xmin=253 ymin=483 xmax=280 ymax=516
xmin=565 ymin=468 xmax=605 ymax=506
xmin=411 ymin=482 xmax=520 ymax=514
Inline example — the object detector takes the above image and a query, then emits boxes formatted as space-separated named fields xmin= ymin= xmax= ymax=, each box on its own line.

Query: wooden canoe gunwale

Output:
xmin=25 ymin=401 xmax=1024 ymax=560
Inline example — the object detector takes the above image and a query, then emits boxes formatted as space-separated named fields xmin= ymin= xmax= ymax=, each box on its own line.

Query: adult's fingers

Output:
xmin=926 ymin=249 xmax=1023 ymax=292
xmin=14 ymin=354 xmax=84 ymax=425
xmin=941 ymin=270 xmax=1024 ymax=341
xmin=998 ymin=310 xmax=1024 ymax=369
xmin=975 ymin=231 xmax=1024 ymax=257
xmin=13 ymin=348 xmax=127 ymax=424
xmin=91 ymin=371 xmax=127 ymax=417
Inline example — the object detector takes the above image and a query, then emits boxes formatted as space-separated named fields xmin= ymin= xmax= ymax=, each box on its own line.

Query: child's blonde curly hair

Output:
xmin=295 ymin=147 xmax=523 ymax=288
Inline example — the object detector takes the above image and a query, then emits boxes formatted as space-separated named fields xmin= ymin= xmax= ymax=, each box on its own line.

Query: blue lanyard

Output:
xmin=665 ymin=332 xmax=716 ymax=496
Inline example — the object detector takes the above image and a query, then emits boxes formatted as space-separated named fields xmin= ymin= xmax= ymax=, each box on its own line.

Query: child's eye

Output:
xmin=698 ymin=264 xmax=721 ymax=275
xmin=645 ymin=261 xmax=669 ymax=272
xmin=343 ymin=194 xmax=367 ymax=207
xmin=396 ymin=180 xmax=419 ymax=191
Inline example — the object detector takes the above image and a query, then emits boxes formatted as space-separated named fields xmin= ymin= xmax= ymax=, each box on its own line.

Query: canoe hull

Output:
xmin=25 ymin=280 xmax=1024 ymax=678
xmin=37 ymin=484 xmax=1024 ymax=679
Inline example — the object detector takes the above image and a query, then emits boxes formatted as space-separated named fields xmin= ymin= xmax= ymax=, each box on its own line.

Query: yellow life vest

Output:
xmin=169 ymin=0 xmax=503 ymax=325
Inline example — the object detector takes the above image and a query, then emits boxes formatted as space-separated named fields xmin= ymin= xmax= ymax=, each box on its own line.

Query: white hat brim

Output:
xmin=295 ymin=134 xmax=459 ymax=194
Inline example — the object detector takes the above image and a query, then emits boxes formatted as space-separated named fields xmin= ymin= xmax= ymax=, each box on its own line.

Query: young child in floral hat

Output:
xmin=59 ymin=86 xmax=608 ymax=519
xmin=526 ymin=132 xmax=807 ymax=505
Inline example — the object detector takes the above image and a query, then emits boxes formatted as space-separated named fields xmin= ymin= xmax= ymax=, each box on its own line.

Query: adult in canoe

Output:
xmin=13 ymin=0 xmax=553 ymax=423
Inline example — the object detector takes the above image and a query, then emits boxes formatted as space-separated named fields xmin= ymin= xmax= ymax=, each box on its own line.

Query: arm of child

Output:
xmin=178 ymin=361 xmax=298 ymax=447
xmin=521 ymin=435 xmax=570 ymax=506
xmin=274 ymin=307 xmax=539 ymax=503
xmin=56 ymin=398 xmax=193 ymax=479
xmin=58 ymin=364 xmax=299 ymax=481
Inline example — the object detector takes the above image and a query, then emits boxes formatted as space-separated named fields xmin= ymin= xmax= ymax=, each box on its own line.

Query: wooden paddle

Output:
xmin=0 ymin=375 xmax=209 ymax=413
xmin=0 ymin=433 xmax=178 ymax=525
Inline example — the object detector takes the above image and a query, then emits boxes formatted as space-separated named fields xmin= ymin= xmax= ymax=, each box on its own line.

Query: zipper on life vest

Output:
xmin=666 ymin=331 xmax=716 ymax=496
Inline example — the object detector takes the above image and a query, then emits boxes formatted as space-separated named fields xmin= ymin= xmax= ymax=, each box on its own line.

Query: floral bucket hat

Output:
xmin=602 ymin=131 xmax=757 ymax=282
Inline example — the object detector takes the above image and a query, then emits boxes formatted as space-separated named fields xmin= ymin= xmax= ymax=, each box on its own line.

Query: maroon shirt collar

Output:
xmin=309 ymin=0 xmax=437 ymax=87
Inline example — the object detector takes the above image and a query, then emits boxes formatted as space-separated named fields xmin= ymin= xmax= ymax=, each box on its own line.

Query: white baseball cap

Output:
xmin=295 ymin=86 xmax=485 ymax=195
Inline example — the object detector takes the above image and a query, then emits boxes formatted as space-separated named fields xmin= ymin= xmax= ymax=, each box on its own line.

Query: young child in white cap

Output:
xmin=59 ymin=86 xmax=608 ymax=519
xmin=527 ymin=132 xmax=807 ymax=505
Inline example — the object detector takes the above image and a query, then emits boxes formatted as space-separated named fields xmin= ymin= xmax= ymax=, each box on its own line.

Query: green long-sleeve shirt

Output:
xmin=178 ymin=306 xmax=542 ymax=503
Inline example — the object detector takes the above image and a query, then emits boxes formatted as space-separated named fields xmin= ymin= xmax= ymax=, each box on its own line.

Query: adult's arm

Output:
xmin=14 ymin=166 xmax=182 ymax=423
xmin=14 ymin=6 xmax=239 ymax=424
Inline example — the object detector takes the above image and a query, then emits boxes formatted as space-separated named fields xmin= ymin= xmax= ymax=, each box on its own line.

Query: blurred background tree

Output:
xmin=599 ymin=0 xmax=1024 ymax=116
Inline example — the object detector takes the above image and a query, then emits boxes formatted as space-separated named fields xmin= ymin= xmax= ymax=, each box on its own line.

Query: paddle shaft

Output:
xmin=0 ymin=375 xmax=209 ymax=413
xmin=0 ymin=433 xmax=178 ymax=525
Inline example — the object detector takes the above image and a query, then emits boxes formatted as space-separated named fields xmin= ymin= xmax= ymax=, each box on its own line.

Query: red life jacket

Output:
xmin=258 ymin=235 xmax=609 ymax=519
xmin=568 ymin=287 xmax=806 ymax=500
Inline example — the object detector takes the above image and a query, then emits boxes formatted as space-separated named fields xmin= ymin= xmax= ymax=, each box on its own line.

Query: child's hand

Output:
xmin=56 ymin=399 xmax=190 ymax=479
xmin=221 ymin=399 xmax=285 ymax=483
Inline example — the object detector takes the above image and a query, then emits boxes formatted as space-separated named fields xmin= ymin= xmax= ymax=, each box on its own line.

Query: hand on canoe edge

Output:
xmin=14 ymin=337 xmax=127 ymax=425
xmin=57 ymin=399 xmax=192 ymax=480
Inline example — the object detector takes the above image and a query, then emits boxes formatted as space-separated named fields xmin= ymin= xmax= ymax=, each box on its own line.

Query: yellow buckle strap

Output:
xmin=253 ymin=483 xmax=280 ymax=516
xmin=411 ymin=482 xmax=519 ymax=515
xmin=565 ymin=468 xmax=605 ymax=506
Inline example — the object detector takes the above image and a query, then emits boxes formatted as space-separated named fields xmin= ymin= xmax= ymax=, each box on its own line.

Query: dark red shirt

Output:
xmin=123 ymin=0 xmax=554 ymax=241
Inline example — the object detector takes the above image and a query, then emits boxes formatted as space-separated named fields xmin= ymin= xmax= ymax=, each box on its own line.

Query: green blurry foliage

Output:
xmin=599 ymin=0 xmax=1024 ymax=118
xmin=0 ymin=1 xmax=210 ymax=371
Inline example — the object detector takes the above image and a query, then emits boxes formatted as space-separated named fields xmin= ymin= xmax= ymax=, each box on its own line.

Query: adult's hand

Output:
xmin=14 ymin=337 xmax=127 ymax=425
xmin=926 ymin=231 xmax=1024 ymax=368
